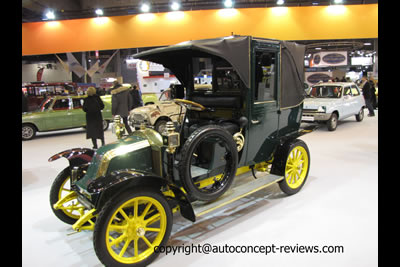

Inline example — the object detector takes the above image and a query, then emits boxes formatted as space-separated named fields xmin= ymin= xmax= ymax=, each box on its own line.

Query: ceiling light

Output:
xmin=95 ymin=9 xmax=104 ymax=16
xmin=277 ymin=0 xmax=285 ymax=5
xmin=224 ymin=0 xmax=234 ymax=8
xmin=45 ymin=10 xmax=55 ymax=20
xmin=333 ymin=0 xmax=343 ymax=4
xmin=141 ymin=3 xmax=150 ymax=13
xmin=171 ymin=2 xmax=180 ymax=11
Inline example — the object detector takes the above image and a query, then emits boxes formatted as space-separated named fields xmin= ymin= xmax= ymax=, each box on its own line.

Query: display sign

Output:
xmin=305 ymin=71 xmax=332 ymax=85
xmin=311 ymin=51 xmax=347 ymax=67
xmin=351 ymin=56 xmax=373 ymax=66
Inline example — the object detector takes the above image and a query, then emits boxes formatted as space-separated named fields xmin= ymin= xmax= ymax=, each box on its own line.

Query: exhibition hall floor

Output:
xmin=22 ymin=112 xmax=378 ymax=267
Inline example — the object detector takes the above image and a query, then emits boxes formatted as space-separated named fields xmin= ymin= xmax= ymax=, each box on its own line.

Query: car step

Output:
xmin=192 ymin=172 xmax=284 ymax=218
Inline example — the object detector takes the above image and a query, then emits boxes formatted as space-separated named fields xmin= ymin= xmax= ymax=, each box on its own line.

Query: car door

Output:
xmin=350 ymin=84 xmax=364 ymax=114
xmin=246 ymin=48 xmax=280 ymax=164
xmin=70 ymin=97 xmax=86 ymax=127
xmin=46 ymin=98 xmax=73 ymax=130
xmin=341 ymin=85 xmax=354 ymax=119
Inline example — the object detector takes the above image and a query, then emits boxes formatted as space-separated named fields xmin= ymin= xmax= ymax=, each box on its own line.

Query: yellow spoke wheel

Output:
xmin=285 ymin=146 xmax=309 ymax=189
xmin=49 ymin=167 xmax=84 ymax=224
xmin=278 ymin=139 xmax=310 ymax=195
xmin=94 ymin=188 xmax=172 ymax=267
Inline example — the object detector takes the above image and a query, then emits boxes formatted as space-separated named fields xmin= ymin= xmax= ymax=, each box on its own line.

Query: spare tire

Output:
xmin=178 ymin=125 xmax=238 ymax=201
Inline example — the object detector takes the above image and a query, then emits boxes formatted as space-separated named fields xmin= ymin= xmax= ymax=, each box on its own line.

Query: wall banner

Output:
xmin=305 ymin=71 xmax=333 ymax=86
xmin=311 ymin=51 xmax=347 ymax=67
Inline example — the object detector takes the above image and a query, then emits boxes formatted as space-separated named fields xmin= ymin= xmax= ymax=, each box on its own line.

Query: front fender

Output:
xmin=48 ymin=148 xmax=95 ymax=167
xmin=89 ymin=169 xmax=195 ymax=222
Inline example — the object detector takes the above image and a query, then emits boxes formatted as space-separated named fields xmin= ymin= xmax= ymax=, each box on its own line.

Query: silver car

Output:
xmin=302 ymin=82 xmax=366 ymax=131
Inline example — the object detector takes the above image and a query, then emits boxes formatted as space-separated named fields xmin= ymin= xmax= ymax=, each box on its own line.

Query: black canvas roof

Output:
xmin=133 ymin=36 xmax=305 ymax=109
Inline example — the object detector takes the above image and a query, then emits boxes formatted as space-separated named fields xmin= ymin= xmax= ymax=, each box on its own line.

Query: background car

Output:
xmin=302 ymin=82 xmax=365 ymax=131
xmin=22 ymin=95 xmax=112 ymax=140
xmin=128 ymin=88 xmax=185 ymax=133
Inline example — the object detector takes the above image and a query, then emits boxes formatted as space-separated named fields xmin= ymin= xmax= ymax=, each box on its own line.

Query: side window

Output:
xmin=343 ymin=86 xmax=351 ymax=96
xmin=351 ymin=85 xmax=360 ymax=96
xmin=72 ymin=98 xmax=83 ymax=109
xmin=52 ymin=98 xmax=70 ymax=110
xmin=255 ymin=51 xmax=276 ymax=102
xmin=193 ymin=57 xmax=213 ymax=92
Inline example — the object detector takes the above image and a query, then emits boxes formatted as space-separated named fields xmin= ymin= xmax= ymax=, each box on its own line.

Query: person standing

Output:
xmin=129 ymin=84 xmax=143 ymax=110
xmin=111 ymin=82 xmax=133 ymax=134
xmin=83 ymin=87 xmax=105 ymax=149
xmin=361 ymin=74 xmax=375 ymax=117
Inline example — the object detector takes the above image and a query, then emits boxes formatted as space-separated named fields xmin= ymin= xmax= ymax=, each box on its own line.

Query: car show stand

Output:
xmin=192 ymin=171 xmax=284 ymax=218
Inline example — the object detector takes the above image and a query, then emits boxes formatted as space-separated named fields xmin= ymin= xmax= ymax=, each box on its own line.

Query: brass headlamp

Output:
xmin=162 ymin=121 xmax=180 ymax=154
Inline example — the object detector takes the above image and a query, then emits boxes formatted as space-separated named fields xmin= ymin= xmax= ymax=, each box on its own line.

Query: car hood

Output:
xmin=303 ymin=98 xmax=339 ymax=109
xmin=129 ymin=101 xmax=177 ymax=115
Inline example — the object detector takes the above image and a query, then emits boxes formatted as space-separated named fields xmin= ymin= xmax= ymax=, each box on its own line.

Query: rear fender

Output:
xmin=48 ymin=148 xmax=95 ymax=167
xmin=90 ymin=169 xmax=195 ymax=222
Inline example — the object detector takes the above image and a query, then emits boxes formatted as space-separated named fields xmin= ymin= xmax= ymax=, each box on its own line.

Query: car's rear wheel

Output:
xmin=355 ymin=108 xmax=364 ymax=122
xmin=103 ymin=120 xmax=110 ymax=131
xmin=278 ymin=140 xmax=310 ymax=195
xmin=22 ymin=124 xmax=36 ymax=141
xmin=93 ymin=188 xmax=172 ymax=267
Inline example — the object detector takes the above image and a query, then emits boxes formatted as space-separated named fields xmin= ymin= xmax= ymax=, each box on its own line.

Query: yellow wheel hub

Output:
xmin=105 ymin=196 xmax=167 ymax=264
xmin=285 ymin=146 xmax=309 ymax=189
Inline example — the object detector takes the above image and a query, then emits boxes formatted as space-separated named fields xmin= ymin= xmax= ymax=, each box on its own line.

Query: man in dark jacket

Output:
xmin=361 ymin=75 xmax=375 ymax=117
xmin=111 ymin=82 xmax=133 ymax=134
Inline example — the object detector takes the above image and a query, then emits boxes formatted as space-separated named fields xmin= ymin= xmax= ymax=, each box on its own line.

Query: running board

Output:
xmin=192 ymin=172 xmax=284 ymax=218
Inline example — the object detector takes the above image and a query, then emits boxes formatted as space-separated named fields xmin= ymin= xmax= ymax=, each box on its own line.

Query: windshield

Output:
xmin=308 ymin=85 xmax=342 ymax=98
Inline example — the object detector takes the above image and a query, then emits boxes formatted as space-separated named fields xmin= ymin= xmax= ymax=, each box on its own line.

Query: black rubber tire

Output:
xmin=154 ymin=119 xmax=168 ymax=134
xmin=49 ymin=167 xmax=80 ymax=225
xmin=93 ymin=188 xmax=172 ymax=267
xmin=327 ymin=113 xmax=338 ymax=131
xmin=277 ymin=139 xmax=310 ymax=195
xmin=355 ymin=108 xmax=364 ymax=122
xmin=103 ymin=120 xmax=110 ymax=131
xmin=178 ymin=125 xmax=238 ymax=201
xmin=22 ymin=124 xmax=36 ymax=141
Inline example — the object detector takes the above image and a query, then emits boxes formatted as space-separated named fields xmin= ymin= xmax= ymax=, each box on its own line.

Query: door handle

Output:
xmin=251 ymin=119 xmax=260 ymax=124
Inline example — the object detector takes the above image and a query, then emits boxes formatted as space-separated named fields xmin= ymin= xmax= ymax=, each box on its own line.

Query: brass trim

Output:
xmin=96 ymin=140 xmax=150 ymax=178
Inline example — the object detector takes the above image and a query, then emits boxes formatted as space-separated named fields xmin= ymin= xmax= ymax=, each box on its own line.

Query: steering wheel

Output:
xmin=173 ymin=99 xmax=206 ymax=111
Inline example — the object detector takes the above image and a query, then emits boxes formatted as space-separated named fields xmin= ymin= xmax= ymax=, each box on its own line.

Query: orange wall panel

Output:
xmin=22 ymin=4 xmax=378 ymax=56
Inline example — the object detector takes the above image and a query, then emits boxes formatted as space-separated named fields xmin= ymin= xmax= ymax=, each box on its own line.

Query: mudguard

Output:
xmin=48 ymin=148 xmax=95 ymax=167
xmin=89 ymin=169 xmax=195 ymax=222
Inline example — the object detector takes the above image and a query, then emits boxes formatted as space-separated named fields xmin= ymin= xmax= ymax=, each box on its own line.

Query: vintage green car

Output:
xmin=49 ymin=36 xmax=315 ymax=266
xmin=22 ymin=95 xmax=112 ymax=140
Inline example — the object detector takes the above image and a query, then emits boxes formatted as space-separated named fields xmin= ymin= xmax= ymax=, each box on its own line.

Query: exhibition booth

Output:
xmin=22 ymin=2 xmax=378 ymax=267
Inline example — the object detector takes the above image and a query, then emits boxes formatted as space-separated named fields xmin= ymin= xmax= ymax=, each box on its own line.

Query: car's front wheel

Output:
xmin=93 ymin=188 xmax=172 ymax=267
xmin=327 ymin=113 xmax=338 ymax=131
xmin=49 ymin=167 xmax=85 ymax=224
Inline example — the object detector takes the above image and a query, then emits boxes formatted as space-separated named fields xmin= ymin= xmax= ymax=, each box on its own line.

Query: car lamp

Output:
xmin=162 ymin=121 xmax=180 ymax=154
xmin=317 ymin=106 xmax=326 ymax=112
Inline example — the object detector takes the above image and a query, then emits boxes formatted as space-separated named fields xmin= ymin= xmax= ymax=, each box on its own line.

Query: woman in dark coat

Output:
xmin=83 ymin=87 xmax=105 ymax=149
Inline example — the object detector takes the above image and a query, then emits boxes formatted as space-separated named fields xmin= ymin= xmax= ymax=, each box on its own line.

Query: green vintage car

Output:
xmin=22 ymin=95 xmax=112 ymax=140
xmin=49 ymin=36 xmax=316 ymax=266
